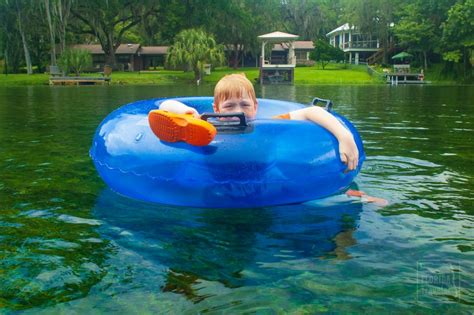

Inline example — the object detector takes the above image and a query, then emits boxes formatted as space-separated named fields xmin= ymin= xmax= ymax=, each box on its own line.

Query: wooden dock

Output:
xmin=386 ymin=73 xmax=426 ymax=85
xmin=49 ymin=77 xmax=111 ymax=86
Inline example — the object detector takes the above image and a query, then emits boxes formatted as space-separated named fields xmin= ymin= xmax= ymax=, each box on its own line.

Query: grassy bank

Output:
xmin=0 ymin=64 xmax=379 ymax=86
xmin=0 ymin=62 xmax=468 ymax=86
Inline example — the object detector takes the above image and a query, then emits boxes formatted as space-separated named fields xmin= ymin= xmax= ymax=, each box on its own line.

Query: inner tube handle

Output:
xmin=200 ymin=112 xmax=248 ymax=127
xmin=311 ymin=97 xmax=333 ymax=111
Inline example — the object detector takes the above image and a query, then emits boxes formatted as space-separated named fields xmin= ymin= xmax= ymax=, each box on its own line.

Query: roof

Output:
xmin=71 ymin=44 xmax=141 ymax=55
xmin=326 ymin=23 xmax=355 ymax=36
xmin=71 ymin=44 xmax=104 ymax=54
xmin=139 ymin=46 xmax=168 ymax=55
xmin=258 ymin=31 xmax=299 ymax=42
xmin=272 ymin=41 xmax=314 ymax=51
xmin=294 ymin=41 xmax=314 ymax=49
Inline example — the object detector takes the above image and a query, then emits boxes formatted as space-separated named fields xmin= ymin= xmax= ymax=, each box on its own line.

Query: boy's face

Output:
xmin=213 ymin=90 xmax=258 ymax=120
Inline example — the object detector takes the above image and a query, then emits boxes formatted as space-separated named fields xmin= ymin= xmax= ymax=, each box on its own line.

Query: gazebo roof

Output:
xmin=258 ymin=31 xmax=299 ymax=42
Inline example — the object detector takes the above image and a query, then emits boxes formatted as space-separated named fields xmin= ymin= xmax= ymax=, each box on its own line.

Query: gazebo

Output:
xmin=258 ymin=31 xmax=299 ymax=84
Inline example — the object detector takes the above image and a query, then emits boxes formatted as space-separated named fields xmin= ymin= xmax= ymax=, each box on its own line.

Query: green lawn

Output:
xmin=0 ymin=64 xmax=384 ymax=86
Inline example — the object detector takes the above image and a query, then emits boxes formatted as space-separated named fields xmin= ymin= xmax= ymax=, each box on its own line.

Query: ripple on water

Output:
xmin=57 ymin=214 xmax=102 ymax=226
xmin=359 ymin=155 xmax=472 ymax=218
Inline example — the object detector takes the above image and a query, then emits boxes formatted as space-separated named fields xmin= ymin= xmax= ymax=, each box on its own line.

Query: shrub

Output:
xmin=310 ymin=39 xmax=345 ymax=69
xmin=57 ymin=48 xmax=92 ymax=76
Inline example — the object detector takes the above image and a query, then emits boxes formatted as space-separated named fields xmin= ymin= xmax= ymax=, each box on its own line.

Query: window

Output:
xmin=295 ymin=51 xmax=307 ymax=60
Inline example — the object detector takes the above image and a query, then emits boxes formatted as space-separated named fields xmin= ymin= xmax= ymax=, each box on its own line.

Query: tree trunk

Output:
xmin=423 ymin=51 xmax=428 ymax=70
xmin=44 ymin=0 xmax=57 ymax=66
xmin=3 ymin=49 xmax=8 ymax=75
xmin=16 ymin=1 xmax=33 ymax=75
xmin=463 ymin=47 xmax=467 ymax=80
xmin=56 ymin=0 xmax=72 ymax=54
xmin=104 ymin=33 xmax=118 ymax=67
xmin=232 ymin=44 xmax=239 ymax=69
xmin=194 ymin=67 xmax=201 ymax=84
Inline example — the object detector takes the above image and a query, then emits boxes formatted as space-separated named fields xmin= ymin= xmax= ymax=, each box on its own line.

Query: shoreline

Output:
xmin=0 ymin=65 xmax=462 ymax=86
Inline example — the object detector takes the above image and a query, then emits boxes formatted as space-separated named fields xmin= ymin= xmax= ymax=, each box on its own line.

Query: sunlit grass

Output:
xmin=1 ymin=63 xmax=458 ymax=86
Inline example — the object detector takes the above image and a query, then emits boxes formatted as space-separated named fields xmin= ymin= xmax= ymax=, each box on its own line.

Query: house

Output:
xmin=72 ymin=40 xmax=314 ymax=71
xmin=271 ymin=41 xmax=315 ymax=66
xmin=72 ymin=44 xmax=168 ymax=71
xmin=326 ymin=23 xmax=380 ymax=64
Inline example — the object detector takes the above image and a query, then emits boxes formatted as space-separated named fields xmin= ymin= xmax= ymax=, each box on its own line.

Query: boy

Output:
xmin=149 ymin=74 xmax=359 ymax=171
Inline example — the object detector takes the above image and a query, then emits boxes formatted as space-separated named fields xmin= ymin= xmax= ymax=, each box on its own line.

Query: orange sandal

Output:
xmin=148 ymin=110 xmax=217 ymax=146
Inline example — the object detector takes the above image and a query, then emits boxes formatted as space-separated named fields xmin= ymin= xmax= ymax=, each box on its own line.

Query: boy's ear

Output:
xmin=212 ymin=102 xmax=220 ymax=113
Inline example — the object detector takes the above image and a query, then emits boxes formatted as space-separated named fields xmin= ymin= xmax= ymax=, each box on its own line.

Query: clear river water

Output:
xmin=0 ymin=84 xmax=473 ymax=313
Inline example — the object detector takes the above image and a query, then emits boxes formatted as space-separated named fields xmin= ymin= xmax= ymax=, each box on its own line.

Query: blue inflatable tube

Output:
xmin=90 ymin=97 xmax=365 ymax=208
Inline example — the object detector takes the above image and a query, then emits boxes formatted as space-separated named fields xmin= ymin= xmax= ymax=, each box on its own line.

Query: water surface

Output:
xmin=0 ymin=84 xmax=473 ymax=313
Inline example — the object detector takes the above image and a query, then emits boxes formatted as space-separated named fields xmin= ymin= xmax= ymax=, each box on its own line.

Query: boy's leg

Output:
xmin=148 ymin=110 xmax=216 ymax=146
xmin=346 ymin=189 xmax=389 ymax=207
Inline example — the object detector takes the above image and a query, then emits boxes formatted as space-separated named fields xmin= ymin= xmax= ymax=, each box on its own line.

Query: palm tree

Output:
xmin=167 ymin=29 xmax=225 ymax=84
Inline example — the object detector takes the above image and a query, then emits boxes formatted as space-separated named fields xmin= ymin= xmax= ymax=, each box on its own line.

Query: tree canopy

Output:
xmin=310 ymin=39 xmax=344 ymax=69
xmin=0 ymin=0 xmax=471 ymax=81
xmin=166 ymin=29 xmax=224 ymax=83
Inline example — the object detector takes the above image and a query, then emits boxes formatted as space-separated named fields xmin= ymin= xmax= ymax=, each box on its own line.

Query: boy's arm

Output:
xmin=289 ymin=107 xmax=359 ymax=171
xmin=159 ymin=100 xmax=200 ymax=118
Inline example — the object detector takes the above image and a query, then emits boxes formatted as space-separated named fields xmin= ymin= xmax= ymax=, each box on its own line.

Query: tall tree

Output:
xmin=70 ymin=0 xmax=157 ymax=66
xmin=393 ymin=2 xmax=436 ymax=69
xmin=42 ymin=0 xmax=74 ymax=65
xmin=281 ymin=0 xmax=324 ymax=40
xmin=213 ymin=0 xmax=281 ymax=68
xmin=0 ymin=0 xmax=23 ymax=73
xmin=166 ymin=29 xmax=224 ymax=83
xmin=15 ymin=0 xmax=34 ymax=74
xmin=344 ymin=0 xmax=401 ymax=63
xmin=43 ymin=0 xmax=57 ymax=65
xmin=441 ymin=0 xmax=474 ymax=80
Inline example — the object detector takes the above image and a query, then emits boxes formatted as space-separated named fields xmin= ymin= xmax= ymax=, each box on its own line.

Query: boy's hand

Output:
xmin=339 ymin=134 xmax=359 ymax=172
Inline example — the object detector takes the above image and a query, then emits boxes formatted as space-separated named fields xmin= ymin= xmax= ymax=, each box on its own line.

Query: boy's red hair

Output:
xmin=213 ymin=74 xmax=257 ymax=109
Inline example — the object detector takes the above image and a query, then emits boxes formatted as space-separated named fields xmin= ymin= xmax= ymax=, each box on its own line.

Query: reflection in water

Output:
xmin=260 ymin=84 xmax=296 ymax=101
xmin=93 ymin=189 xmax=363 ymax=301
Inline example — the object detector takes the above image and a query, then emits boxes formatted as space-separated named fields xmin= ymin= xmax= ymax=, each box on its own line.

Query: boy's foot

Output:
xmin=346 ymin=189 xmax=389 ymax=207
xmin=148 ymin=110 xmax=216 ymax=146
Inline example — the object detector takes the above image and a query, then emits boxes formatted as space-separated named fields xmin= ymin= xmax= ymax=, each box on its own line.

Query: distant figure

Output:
xmin=419 ymin=69 xmax=425 ymax=81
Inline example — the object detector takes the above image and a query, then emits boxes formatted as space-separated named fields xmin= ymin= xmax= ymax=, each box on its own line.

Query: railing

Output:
xmin=367 ymin=43 xmax=397 ymax=65
xmin=366 ymin=64 xmax=385 ymax=82
xmin=342 ymin=40 xmax=379 ymax=49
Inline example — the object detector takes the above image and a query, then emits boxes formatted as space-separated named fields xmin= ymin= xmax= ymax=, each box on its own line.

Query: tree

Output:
xmin=212 ymin=0 xmax=280 ymax=69
xmin=345 ymin=0 xmax=402 ymax=64
xmin=310 ymin=39 xmax=344 ymax=69
xmin=71 ymin=0 xmax=157 ymax=66
xmin=0 ymin=0 xmax=23 ymax=73
xmin=441 ymin=0 xmax=474 ymax=80
xmin=166 ymin=29 xmax=224 ymax=83
xmin=41 ymin=0 xmax=74 ymax=66
xmin=393 ymin=3 xmax=437 ymax=69
xmin=15 ymin=0 xmax=34 ymax=74
xmin=281 ymin=0 xmax=324 ymax=40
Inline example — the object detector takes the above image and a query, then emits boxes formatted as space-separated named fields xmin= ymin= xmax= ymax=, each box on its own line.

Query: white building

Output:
xmin=326 ymin=23 xmax=380 ymax=64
